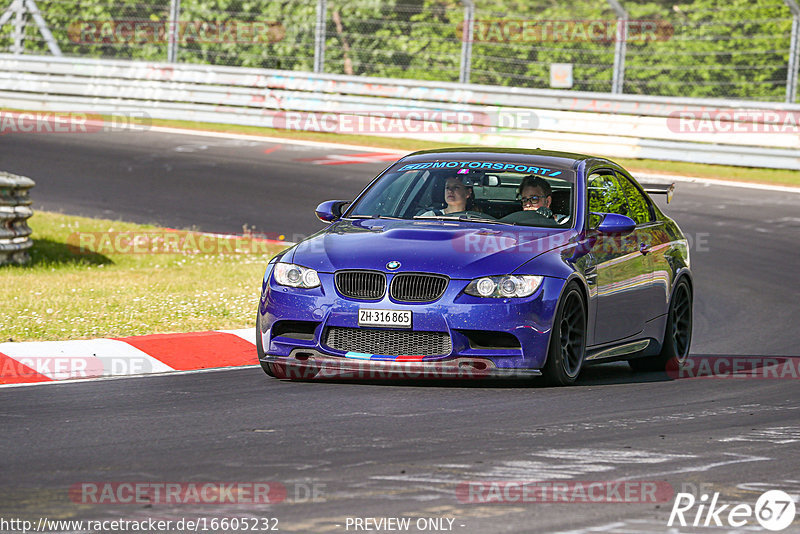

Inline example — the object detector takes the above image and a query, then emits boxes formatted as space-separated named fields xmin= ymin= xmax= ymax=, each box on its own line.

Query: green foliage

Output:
xmin=588 ymin=171 xmax=650 ymax=225
xmin=1 ymin=0 xmax=796 ymax=101
xmin=624 ymin=0 xmax=795 ymax=100
xmin=0 ymin=0 xmax=171 ymax=61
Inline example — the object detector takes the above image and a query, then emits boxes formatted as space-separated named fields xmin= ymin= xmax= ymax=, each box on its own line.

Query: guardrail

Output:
xmin=0 ymin=172 xmax=35 ymax=266
xmin=1 ymin=54 xmax=799 ymax=170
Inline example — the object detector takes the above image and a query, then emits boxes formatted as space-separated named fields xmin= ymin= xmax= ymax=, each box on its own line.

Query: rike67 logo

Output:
xmin=668 ymin=490 xmax=796 ymax=531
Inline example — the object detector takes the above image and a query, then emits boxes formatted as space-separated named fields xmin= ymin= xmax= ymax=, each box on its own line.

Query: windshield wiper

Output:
xmin=348 ymin=215 xmax=404 ymax=220
xmin=413 ymin=215 xmax=515 ymax=226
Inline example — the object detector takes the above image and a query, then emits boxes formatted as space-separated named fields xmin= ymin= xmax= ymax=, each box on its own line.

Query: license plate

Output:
xmin=358 ymin=308 xmax=412 ymax=328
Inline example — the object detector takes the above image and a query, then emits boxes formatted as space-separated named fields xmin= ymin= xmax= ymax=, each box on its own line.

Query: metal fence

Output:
xmin=1 ymin=0 xmax=799 ymax=102
xmin=3 ymin=54 xmax=799 ymax=169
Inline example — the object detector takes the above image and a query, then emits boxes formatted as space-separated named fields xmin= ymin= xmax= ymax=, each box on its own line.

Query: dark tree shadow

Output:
xmin=6 ymin=238 xmax=113 ymax=268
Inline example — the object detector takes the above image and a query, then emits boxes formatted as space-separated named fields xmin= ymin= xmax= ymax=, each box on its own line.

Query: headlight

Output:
xmin=464 ymin=275 xmax=543 ymax=298
xmin=273 ymin=263 xmax=320 ymax=288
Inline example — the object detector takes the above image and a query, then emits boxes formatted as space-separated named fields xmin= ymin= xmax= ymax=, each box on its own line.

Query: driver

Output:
xmin=420 ymin=175 xmax=474 ymax=216
xmin=518 ymin=175 xmax=555 ymax=220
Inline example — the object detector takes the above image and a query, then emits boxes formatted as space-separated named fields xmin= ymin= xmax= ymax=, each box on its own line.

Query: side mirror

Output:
xmin=315 ymin=200 xmax=349 ymax=223
xmin=593 ymin=212 xmax=636 ymax=234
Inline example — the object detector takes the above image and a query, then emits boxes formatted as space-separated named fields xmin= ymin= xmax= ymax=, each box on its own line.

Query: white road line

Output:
xmin=0 ymin=364 xmax=260 ymax=389
xmin=148 ymin=125 xmax=800 ymax=193
xmin=148 ymin=126 xmax=408 ymax=155
xmin=719 ymin=426 xmax=800 ymax=444
xmin=536 ymin=448 xmax=694 ymax=464
xmin=636 ymin=171 xmax=800 ymax=194
xmin=615 ymin=452 xmax=772 ymax=482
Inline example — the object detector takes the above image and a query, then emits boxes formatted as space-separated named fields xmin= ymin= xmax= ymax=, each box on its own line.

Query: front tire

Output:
xmin=629 ymin=278 xmax=692 ymax=372
xmin=542 ymin=283 xmax=587 ymax=386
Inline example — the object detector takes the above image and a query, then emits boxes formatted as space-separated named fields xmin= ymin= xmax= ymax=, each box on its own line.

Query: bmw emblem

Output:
xmin=386 ymin=261 xmax=401 ymax=270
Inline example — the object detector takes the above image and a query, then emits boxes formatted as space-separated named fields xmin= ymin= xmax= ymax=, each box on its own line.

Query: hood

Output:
xmin=289 ymin=219 xmax=575 ymax=279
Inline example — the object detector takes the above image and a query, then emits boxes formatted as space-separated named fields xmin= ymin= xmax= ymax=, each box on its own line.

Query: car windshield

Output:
xmin=346 ymin=158 xmax=576 ymax=227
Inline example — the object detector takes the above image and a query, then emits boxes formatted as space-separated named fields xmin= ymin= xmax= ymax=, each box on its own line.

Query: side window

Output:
xmin=588 ymin=171 xmax=628 ymax=226
xmin=615 ymin=172 xmax=652 ymax=224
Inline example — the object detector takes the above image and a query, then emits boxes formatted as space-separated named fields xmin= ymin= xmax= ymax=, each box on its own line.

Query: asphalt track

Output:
xmin=1 ymin=130 xmax=799 ymax=533
xmin=0 ymin=130 xmax=383 ymax=238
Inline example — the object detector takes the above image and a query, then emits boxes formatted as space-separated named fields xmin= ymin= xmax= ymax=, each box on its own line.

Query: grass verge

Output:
xmin=0 ymin=211 xmax=288 ymax=342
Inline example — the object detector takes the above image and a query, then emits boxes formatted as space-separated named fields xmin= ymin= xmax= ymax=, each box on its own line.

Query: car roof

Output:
xmin=400 ymin=147 xmax=597 ymax=170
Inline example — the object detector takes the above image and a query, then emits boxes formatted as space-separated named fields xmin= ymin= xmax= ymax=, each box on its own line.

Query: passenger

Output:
xmin=421 ymin=175 xmax=474 ymax=216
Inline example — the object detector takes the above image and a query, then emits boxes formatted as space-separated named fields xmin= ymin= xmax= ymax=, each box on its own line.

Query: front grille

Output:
xmin=335 ymin=270 xmax=386 ymax=300
xmin=325 ymin=327 xmax=452 ymax=356
xmin=390 ymin=273 xmax=448 ymax=302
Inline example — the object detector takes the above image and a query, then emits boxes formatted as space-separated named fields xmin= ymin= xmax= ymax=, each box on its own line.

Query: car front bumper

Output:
xmin=258 ymin=273 xmax=566 ymax=375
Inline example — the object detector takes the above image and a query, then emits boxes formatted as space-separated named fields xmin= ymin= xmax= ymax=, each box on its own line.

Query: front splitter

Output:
xmin=262 ymin=351 xmax=542 ymax=380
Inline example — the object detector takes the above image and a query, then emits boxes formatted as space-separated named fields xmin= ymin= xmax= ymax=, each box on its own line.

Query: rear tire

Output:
xmin=256 ymin=311 xmax=286 ymax=379
xmin=542 ymin=283 xmax=587 ymax=386
xmin=629 ymin=278 xmax=692 ymax=372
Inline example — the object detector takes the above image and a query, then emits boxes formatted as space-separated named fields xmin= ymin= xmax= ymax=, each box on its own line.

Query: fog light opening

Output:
xmin=460 ymin=360 xmax=488 ymax=370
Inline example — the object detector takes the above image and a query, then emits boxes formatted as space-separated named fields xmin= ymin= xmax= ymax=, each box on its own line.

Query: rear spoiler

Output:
xmin=641 ymin=182 xmax=675 ymax=204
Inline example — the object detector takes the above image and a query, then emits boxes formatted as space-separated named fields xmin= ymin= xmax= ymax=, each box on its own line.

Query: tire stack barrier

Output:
xmin=0 ymin=172 xmax=35 ymax=266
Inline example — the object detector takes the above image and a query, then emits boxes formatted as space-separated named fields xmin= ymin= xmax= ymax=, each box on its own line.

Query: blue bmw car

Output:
xmin=257 ymin=148 xmax=693 ymax=385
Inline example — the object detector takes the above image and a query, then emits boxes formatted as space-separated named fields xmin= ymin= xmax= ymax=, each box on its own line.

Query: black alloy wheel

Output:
xmin=629 ymin=278 xmax=693 ymax=372
xmin=543 ymin=283 xmax=587 ymax=386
